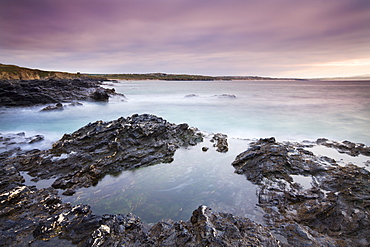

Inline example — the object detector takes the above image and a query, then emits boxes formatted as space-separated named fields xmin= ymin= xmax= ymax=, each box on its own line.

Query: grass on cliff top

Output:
xmin=0 ymin=63 xmax=57 ymax=74
xmin=0 ymin=64 xmax=107 ymax=81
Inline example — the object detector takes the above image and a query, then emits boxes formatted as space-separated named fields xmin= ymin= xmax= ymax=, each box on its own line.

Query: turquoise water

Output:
xmin=1 ymin=80 xmax=370 ymax=222
xmin=1 ymin=80 xmax=370 ymax=144
xmin=105 ymin=80 xmax=370 ymax=144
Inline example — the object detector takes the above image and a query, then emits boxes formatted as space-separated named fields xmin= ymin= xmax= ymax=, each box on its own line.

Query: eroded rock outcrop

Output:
xmin=5 ymin=114 xmax=203 ymax=195
xmin=148 ymin=205 xmax=280 ymax=246
xmin=232 ymin=137 xmax=370 ymax=246
xmin=0 ymin=78 xmax=122 ymax=107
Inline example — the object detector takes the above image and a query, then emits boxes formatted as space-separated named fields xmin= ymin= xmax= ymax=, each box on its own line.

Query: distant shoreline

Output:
xmin=1 ymin=63 xmax=369 ymax=81
xmin=92 ymin=73 xmax=306 ymax=81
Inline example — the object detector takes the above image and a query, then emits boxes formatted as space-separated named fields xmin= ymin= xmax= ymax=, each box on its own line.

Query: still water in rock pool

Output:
xmin=61 ymin=138 xmax=262 ymax=223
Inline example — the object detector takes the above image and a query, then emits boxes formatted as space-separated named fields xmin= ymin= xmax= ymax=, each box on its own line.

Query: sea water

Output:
xmin=1 ymin=80 xmax=369 ymax=144
xmin=1 ymin=80 xmax=370 ymax=223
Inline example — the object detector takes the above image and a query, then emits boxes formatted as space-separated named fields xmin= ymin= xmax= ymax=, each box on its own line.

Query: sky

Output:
xmin=1 ymin=0 xmax=370 ymax=78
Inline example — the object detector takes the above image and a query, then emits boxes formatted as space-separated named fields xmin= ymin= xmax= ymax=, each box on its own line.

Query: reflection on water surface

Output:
xmin=62 ymin=138 xmax=262 ymax=223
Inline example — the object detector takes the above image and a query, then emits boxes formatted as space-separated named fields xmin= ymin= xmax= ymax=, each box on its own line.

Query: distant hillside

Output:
xmin=91 ymin=73 xmax=302 ymax=81
xmin=93 ymin=73 xmax=221 ymax=81
xmin=1 ymin=63 xmax=304 ymax=81
xmin=318 ymin=74 xmax=370 ymax=81
xmin=0 ymin=64 xmax=107 ymax=81
xmin=0 ymin=64 xmax=76 ymax=80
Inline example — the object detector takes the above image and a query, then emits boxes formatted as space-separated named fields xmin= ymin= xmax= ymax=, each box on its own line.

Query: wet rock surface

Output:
xmin=0 ymin=78 xmax=122 ymax=107
xmin=232 ymin=137 xmax=370 ymax=246
xmin=148 ymin=205 xmax=279 ymax=246
xmin=0 ymin=116 xmax=279 ymax=246
xmin=0 ymin=132 xmax=45 ymax=161
xmin=41 ymin=102 xmax=64 ymax=111
xmin=317 ymin=138 xmax=370 ymax=156
xmin=211 ymin=133 xmax=229 ymax=153
xmin=5 ymin=114 xmax=204 ymax=194
xmin=1 ymin=116 xmax=370 ymax=246
xmin=0 ymin=168 xmax=279 ymax=247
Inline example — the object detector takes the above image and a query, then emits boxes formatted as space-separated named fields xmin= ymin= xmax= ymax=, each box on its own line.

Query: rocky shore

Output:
xmin=5 ymin=114 xmax=203 ymax=196
xmin=0 ymin=78 xmax=121 ymax=107
xmin=1 ymin=114 xmax=370 ymax=246
xmin=232 ymin=137 xmax=370 ymax=246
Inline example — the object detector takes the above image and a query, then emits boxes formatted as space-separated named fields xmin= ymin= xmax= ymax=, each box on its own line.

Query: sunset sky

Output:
xmin=1 ymin=0 xmax=370 ymax=78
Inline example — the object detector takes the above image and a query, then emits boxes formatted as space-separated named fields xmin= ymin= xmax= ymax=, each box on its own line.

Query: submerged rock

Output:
xmin=41 ymin=102 xmax=64 ymax=111
xmin=232 ymin=137 xmax=370 ymax=246
xmin=184 ymin=93 xmax=199 ymax=98
xmin=213 ymin=94 xmax=237 ymax=99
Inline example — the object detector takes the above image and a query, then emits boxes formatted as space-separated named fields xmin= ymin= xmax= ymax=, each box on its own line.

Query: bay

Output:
xmin=1 ymin=80 xmax=370 ymax=223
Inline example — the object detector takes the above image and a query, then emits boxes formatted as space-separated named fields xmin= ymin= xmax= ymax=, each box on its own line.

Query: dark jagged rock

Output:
xmin=0 ymin=78 xmax=124 ymax=107
xmin=232 ymin=137 xmax=370 ymax=246
xmin=89 ymin=88 xmax=110 ymax=101
xmin=148 ymin=205 xmax=280 ymax=246
xmin=211 ymin=133 xmax=229 ymax=153
xmin=317 ymin=138 xmax=370 ymax=156
xmin=28 ymin=135 xmax=44 ymax=144
xmin=0 ymin=132 xmax=45 ymax=161
xmin=213 ymin=94 xmax=237 ymax=99
xmin=5 ymin=114 xmax=204 ymax=193
xmin=184 ymin=93 xmax=199 ymax=98
xmin=41 ymin=102 xmax=64 ymax=111
xmin=0 ymin=144 xmax=149 ymax=246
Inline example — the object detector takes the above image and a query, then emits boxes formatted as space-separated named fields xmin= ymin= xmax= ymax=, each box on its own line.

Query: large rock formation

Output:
xmin=0 ymin=78 xmax=120 ymax=107
xmin=5 ymin=114 xmax=203 ymax=195
xmin=232 ymin=137 xmax=370 ymax=246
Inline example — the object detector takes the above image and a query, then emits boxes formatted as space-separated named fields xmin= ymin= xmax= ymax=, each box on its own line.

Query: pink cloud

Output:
xmin=1 ymin=0 xmax=369 ymax=77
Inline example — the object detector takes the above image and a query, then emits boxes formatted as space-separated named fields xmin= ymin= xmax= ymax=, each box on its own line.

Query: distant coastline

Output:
xmin=0 ymin=63 xmax=303 ymax=81
xmin=91 ymin=72 xmax=305 ymax=81
xmin=1 ymin=63 xmax=369 ymax=81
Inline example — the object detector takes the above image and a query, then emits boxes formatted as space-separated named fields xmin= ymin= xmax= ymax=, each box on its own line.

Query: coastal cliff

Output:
xmin=0 ymin=64 xmax=107 ymax=81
